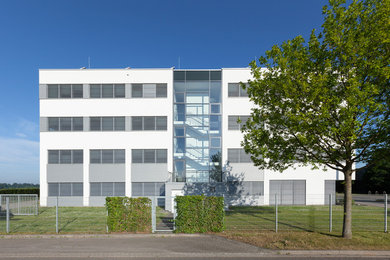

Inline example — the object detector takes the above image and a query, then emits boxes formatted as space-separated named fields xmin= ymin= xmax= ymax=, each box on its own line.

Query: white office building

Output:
xmin=39 ymin=68 xmax=340 ymax=210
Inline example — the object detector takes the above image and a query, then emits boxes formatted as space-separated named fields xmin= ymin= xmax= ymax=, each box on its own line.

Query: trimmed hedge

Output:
xmin=0 ymin=188 xmax=40 ymax=196
xmin=105 ymin=197 xmax=151 ymax=233
xmin=174 ymin=195 xmax=224 ymax=233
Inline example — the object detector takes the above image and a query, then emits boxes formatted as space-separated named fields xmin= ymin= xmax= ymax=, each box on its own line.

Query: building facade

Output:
xmin=39 ymin=68 xmax=340 ymax=209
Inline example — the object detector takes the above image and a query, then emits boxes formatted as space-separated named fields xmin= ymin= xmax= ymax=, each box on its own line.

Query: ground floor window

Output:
xmin=48 ymin=182 xmax=83 ymax=196
xmin=90 ymin=182 xmax=125 ymax=196
xmin=269 ymin=180 xmax=306 ymax=205
xmin=132 ymin=182 xmax=165 ymax=196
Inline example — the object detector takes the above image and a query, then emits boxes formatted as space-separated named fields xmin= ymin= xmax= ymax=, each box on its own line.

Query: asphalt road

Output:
xmin=0 ymin=234 xmax=389 ymax=259
xmin=352 ymin=194 xmax=388 ymax=207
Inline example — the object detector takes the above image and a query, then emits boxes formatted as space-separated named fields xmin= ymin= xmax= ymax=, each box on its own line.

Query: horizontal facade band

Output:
xmin=40 ymin=116 xmax=168 ymax=132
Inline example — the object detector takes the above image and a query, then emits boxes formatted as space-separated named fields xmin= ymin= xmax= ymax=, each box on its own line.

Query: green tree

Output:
xmin=242 ymin=0 xmax=389 ymax=238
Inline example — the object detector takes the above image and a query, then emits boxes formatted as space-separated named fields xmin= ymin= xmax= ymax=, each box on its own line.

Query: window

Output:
xmin=48 ymin=84 xmax=59 ymax=98
xmin=131 ymin=116 xmax=167 ymax=131
xmin=210 ymin=137 xmax=221 ymax=148
xmin=131 ymin=149 xmax=143 ymax=163
xmin=228 ymin=115 xmax=250 ymax=130
xmin=48 ymin=117 xmax=83 ymax=131
xmin=90 ymin=84 xmax=101 ymax=98
xmin=90 ymin=182 xmax=125 ymax=196
xmin=89 ymin=117 xmax=125 ymax=131
xmin=211 ymin=104 xmax=220 ymax=114
xmin=102 ymin=84 xmax=113 ymax=98
xmin=131 ymin=117 xmax=143 ymax=130
xmin=156 ymin=116 xmax=167 ymax=130
xmin=89 ymin=149 xmax=125 ymax=164
xmin=132 ymin=149 xmax=167 ymax=163
xmin=72 ymin=117 xmax=83 ymax=131
xmin=47 ymin=84 xmax=83 ymax=98
xmin=131 ymin=83 xmax=167 ymax=98
xmin=228 ymin=83 xmax=248 ymax=97
xmin=227 ymin=148 xmax=252 ymax=163
xmin=60 ymin=117 xmax=71 ymax=131
xmin=48 ymin=117 xmax=59 ymax=131
xmin=72 ymin=84 xmax=83 ymax=98
xmin=144 ymin=149 xmax=155 ymax=163
xmin=102 ymin=150 xmax=114 ymax=163
xmin=90 ymin=117 xmax=101 ymax=131
xmin=102 ymin=117 xmax=113 ymax=131
xmin=48 ymin=150 xmax=83 ymax=164
xmin=60 ymin=85 xmax=71 ymax=98
xmin=144 ymin=117 xmax=155 ymax=130
xmin=156 ymin=84 xmax=167 ymax=98
xmin=174 ymin=127 xmax=184 ymax=137
xmin=89 ymin=84 xmax=126 ymax=98
xmin=114 ymin=117 xmax=125 ymax=131
xmin=60 ymin=150 xmax=71 ymax=164
xmin=48 ymin=182 xmax=83 ymax=196
xmin=114 ymin=84 xmax=125 ymax=98
xmin=131 ymin=182 xmax=165 ymax=196
xmin=132 ymin=84 xmax=143 ymax=98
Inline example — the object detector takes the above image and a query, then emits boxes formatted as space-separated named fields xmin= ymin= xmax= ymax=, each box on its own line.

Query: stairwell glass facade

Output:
xmin=173 ymin=70 xmax=222 ymax=183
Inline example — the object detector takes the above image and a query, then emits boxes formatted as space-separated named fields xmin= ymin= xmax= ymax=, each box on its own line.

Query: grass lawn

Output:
xmin=225 ymin=205 xmax=388 ymax=233
xmin=0 ymin=207 xmax=107 ymax=234
xmin=222 ymin=205 xmax=390 ymax=250
xmin=1 ymin=204 xmax=389 ymax=250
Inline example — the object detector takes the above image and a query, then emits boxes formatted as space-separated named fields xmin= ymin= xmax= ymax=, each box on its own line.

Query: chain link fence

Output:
xmin=225 ymin=194 xmax=389 ymax=233
xmin=0 ymin=194 xmax=388 ymax=234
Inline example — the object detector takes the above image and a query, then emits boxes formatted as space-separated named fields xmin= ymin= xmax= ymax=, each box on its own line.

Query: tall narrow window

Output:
xmin=156 ymin=84 xmax=167 ymax=98
xmin=90 ymin=117 xmax=101 ymax=131
xmin=102 ymin=84 xmax=114 ymax=98
xmin=60 ymin=84 xmax=71 ymax=98
xmin=48 ymin=85 xmax=59 ymax=98
xmin=132 ymin=117 xmax=143 ymax=130
xmin=132 ymin=84 xmax=143 ymax=98
xmin=48 ymin=117 xmax=59 ymax=131
xmin=114 ymin=84 xmax=125 ymax=98
xmin=90 ymin=84 xmax=101 ymax=98
xmin=72 ymin=84 xmax=83 ymax=98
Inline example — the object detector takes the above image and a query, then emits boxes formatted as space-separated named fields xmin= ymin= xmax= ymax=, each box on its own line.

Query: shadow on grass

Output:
xmin=59 ymin=217 xmax=77 ymax=232
xmin=226 ymin=206 xmax=341 ymax=234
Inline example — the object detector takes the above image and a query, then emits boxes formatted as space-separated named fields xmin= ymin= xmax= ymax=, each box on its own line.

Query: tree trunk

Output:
xmin=342 ymin=165 xmax=353 ymax=239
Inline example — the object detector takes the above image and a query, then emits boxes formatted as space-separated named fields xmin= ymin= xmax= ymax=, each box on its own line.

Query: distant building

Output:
xmin=39 ymin=68 xmax=340 ymax=210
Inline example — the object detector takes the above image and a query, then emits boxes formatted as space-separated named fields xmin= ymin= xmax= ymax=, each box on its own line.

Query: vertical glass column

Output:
xmin=173 ymin=70 xmax=222 ymax=183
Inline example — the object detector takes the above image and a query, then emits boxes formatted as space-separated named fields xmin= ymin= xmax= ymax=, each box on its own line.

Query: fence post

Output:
xmin=173 ymin=199 xmax=177 ymax=231
xmin=106 ymin=210 xmax=109 ymax=233
xmin=6 ymin=197 xmax=9 ymax=234
xmin=56 ymin=196 xmax=59 ymax=234
xmin=275 ymin=194 xmax=278 ymax=233
xmin=17 ymin=195 xmax=20 ymax=215
xmin=151 ymin=197 xmax=156 ymax=233
xmin=385 ymin=194 xmax=388 ymax=233
xmin=329 ymin=194 xmax=333 ymax=233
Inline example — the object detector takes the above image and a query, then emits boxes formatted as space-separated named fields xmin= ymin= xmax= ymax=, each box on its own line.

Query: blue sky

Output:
xmin=0 ymin=0 xmax=327 ymax=184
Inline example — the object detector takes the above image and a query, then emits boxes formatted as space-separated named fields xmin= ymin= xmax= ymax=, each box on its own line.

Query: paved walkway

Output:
xmin=0 ymin=234 xmax=389 ymax=259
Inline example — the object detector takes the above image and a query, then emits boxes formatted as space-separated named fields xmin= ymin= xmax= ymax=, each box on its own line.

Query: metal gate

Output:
xmin=0 ymin=194 xmax=38 ymax=215
xmin=150 ymin=196 xmax=174 ymax=233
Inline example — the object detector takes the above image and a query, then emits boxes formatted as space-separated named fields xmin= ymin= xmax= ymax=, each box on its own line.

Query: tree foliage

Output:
xmin=242 ymin=0 xmax=389 ymax=238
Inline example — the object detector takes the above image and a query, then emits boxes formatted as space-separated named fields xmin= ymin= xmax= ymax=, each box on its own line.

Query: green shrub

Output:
xmin=174 ymin=195 xmax=224 ymax=233
xmin=106 ymin=197 xmax=151 ymax=233
xmin=0 ymin=188 xmax=39 ymax=196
